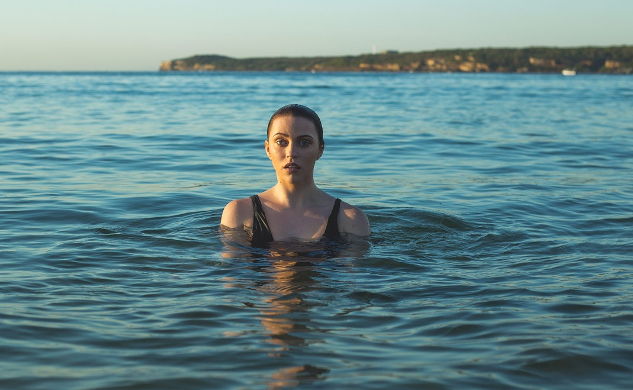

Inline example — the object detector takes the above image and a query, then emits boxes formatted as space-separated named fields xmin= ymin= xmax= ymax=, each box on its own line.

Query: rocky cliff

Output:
xmin=159 ymin=46 xmax=633 ymax=74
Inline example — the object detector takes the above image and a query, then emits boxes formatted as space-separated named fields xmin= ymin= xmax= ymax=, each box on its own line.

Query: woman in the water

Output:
xmin=221 ymin=104 xmax=370 ymax=245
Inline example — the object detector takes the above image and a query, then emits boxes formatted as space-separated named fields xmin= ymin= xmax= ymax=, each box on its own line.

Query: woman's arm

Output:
xmin=220 ymin=197 xmax=253 ymax=229
xmin=339 ymin=202 xmax=371 ymax=236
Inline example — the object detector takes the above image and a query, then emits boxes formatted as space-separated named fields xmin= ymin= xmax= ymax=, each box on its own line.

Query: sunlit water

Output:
xmin=1 ymin=72 xmax=632 ymax=389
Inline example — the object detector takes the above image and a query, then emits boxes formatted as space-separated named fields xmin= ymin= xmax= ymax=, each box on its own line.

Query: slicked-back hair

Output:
xmin=267 ymin=104 xmax=324 ymax=148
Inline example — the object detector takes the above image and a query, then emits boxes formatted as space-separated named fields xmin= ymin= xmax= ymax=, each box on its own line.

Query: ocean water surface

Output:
xmin=1 ymin=71 xmax=632 ymax=389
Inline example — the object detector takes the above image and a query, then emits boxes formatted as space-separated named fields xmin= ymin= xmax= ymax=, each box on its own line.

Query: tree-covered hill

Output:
xmin=160 ymin=46 xmax=633 ymax=74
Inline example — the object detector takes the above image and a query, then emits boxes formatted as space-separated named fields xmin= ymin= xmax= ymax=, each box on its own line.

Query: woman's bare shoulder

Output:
xmin=220 ymin=197 xmax=254 ymax=228
xmin=338 ymin=201 xmax=371 ymax=236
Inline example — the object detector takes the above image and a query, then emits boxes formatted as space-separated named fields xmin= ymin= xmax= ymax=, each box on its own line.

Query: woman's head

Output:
xmin=267 ymin=104 xmax=324 ymax=148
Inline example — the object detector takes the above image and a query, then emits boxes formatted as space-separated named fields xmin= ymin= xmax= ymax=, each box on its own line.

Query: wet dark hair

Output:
xmin=267 ymin=104 xmax=324 ymax=148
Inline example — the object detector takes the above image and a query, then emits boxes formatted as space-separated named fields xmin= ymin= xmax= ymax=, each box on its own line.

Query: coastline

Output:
xmin=159 ymin=45 xmax=633 ymax=74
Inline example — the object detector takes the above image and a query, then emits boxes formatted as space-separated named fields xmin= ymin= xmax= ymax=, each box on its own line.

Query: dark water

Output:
xmin=1 ymin=71 xmax=632 ymax=389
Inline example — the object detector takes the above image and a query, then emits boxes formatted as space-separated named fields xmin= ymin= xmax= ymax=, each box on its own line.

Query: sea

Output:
xmin=1 ymin=71 xmax=632 ymax=389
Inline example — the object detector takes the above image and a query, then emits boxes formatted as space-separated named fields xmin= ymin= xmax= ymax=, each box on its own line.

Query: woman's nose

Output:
xmin=286 ymin=143 xmax=298 ymax=157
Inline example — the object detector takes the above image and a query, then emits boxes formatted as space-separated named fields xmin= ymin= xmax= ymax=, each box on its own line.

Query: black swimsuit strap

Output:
xmin=323 ymin=198 xmax=342 ymax=240
xmin=251 ymin=195 xmax=274 ymax=244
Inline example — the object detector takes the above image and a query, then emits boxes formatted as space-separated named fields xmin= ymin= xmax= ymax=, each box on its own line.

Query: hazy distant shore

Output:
xmin=159 ymin=46 xmax=633 ymax=74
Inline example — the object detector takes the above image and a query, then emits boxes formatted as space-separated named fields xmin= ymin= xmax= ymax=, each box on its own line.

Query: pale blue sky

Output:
xmin=1 ymin=0 xmax=632 ymax=71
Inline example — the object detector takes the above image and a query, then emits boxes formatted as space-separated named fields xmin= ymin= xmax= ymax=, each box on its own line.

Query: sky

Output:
xmin=1 ymin=0 xmax=632 ymax=71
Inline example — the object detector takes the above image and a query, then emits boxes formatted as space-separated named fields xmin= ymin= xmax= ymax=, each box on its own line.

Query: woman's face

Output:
xmin=265 ymin=115 xmax=323 ymax=184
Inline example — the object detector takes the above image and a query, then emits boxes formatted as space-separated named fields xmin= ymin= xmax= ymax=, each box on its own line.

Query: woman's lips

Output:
xmin=284 ymin=163 xmax=300 ymax=172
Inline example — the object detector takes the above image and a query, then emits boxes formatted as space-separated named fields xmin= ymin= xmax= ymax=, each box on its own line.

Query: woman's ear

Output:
xmin=317 ymin=143 xmax=324 ymax=160
xmin=265 ymin=140 xmax=271 ymax=160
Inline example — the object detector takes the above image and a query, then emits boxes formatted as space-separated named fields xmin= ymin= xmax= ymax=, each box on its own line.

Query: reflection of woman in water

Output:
xmin=221 ymin=104 xmax=370 ymax=246
xmin=222 ymin=256 xmax=331 ymax=388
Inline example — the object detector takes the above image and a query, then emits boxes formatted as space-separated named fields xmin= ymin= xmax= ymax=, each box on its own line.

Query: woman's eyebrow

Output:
xmin=271 ymin=133 xmax=314 ymax=139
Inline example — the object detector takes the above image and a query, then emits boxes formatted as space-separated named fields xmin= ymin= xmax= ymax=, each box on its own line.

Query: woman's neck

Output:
xmin=270 ymin=182 xmax=325 ymax=209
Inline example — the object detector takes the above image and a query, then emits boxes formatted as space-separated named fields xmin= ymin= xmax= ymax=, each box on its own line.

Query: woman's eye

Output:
xmin=299 ymin=140 xmax=311 ymax=147
xmin=275 ymin=139 xmax=287 ymax=146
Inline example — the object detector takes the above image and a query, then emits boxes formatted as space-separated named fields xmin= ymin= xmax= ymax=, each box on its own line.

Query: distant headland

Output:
xmin=160 ymin=46 xmax=632 ymax=74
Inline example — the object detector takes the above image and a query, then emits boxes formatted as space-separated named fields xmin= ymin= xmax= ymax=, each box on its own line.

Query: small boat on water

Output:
xmin=562 ymin=69 xmax=577 ymax=76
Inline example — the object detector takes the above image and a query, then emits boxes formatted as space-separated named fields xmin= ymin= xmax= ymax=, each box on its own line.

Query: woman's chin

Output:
xmin=277 ymin=170 xmax=304 ymax=180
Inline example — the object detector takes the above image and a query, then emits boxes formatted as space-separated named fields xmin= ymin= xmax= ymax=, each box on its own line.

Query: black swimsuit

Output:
xmin=250 ymin=195 xmax=342 ymax=246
